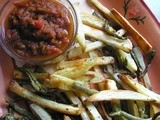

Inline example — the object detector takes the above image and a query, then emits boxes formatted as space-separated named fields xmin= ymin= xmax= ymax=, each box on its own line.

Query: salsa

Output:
xmin=6 ymin=0 xmax=74 ymax=60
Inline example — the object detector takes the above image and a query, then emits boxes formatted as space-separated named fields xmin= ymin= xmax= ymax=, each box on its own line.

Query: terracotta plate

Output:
xmin=0 ymin=0 xmax=160 ymax=116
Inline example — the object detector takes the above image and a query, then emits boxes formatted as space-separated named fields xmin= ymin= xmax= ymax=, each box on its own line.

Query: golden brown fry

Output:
xmin=111 ymin=9 xmax=153 ymax=53
xmin=9 ymin=82 xmax=82 ymax=115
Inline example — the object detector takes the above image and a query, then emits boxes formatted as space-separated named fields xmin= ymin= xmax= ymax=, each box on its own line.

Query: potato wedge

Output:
xmin=87 ymin=90 xmax=153 ymax=102
xmin=111 ymin=9 xmax=153 ymax=53
xmin=83 ymin=25 xmax=133 ymax=52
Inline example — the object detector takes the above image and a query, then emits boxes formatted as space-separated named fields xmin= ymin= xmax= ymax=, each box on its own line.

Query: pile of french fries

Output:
xmin=2 ymin=0 xmax=160 ymax=120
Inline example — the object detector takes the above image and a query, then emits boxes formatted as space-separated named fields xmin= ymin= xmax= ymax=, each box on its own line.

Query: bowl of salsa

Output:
xmin=0 ymin=0 xmax=78 ymax=63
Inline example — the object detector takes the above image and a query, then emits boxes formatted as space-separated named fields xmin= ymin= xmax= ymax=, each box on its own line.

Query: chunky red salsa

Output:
xmin=6 ymin=0 xmax=73 ymax=60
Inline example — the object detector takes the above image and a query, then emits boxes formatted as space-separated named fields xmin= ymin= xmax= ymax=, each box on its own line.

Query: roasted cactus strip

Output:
xmin=19 ymin=68 xmax=47 ymax=93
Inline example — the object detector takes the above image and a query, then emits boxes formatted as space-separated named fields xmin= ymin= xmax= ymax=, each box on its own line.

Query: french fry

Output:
xmin=64 ymin=115 xmax=71 ymax=120
xmin=30 ymin=103 xmax=52 ymax=120
xmin=103 ymin=80 xmax=126 ymax=120
xmin=55 ymin=67 xmax=88 ymax=79
xmin=83 ymin=25 xmax=133 ymax=52
xmin=150 ymin=103 xmax=160 ymax=117
xmin=105 ymin=79 xmax=118 ymax=90
xmin=81 ymin=12 xmax=116 ymax=35
xmin=88 ymin=50 xmax=104 ymax=73
xmin=43 ymin=74 xmax=75 ymax=90
xmin=65 ymin=92 xmax=91 ymax=120
xmin=85 ymin=41 xmax=104 ymax=53
xmin=88 ymin=71 xmax=104 ymax=83
xmin=81 ymin=12 xmax=105 ymax=30
xmin=96 ymin=102 xmax=112 ymax=120
xmin=87 ymin=0 xmax=119 ymax=24
xmin=14 ymin=70 xmax=98 ymax=95
xmin=117 ymin=49 xmax=137 ymax=73
xmin=111 ymin=9 xmax=153 ymax=53
xmin=87 ymin=90 xmax=153 ymax=102
xmin=105 ymin=80 xmax=142 ymax=119
xmin=9 ymin=82 xmax=82 ymax=115
xmin=106 ymin=68 xmax=132 ymax=90
xmin=74 ymin=3 xmax=86 ymax=51
xmin=75 ymin=71 xmax=104 ymax=83
xmin=57 ymin=56 xmax=114 ymax=70
xmin=67 ymin=46 xmax=83 ymax=60
xmin=127 ymin=101 xmax=140 ymax=117
xmin=74 ymin=73 xmax=94 ymax=83
xmin=119 ymin=75 xmax=160 ymax=103
xmin=43 ymin=74 xmax=98 ymax=95
xmin=55 ymin=57 xmax=114 ymax=78
xmin=115 ymin=29 xmax=126 ymax=38
xmin=77 ymin=92 xmax=104 ymax=120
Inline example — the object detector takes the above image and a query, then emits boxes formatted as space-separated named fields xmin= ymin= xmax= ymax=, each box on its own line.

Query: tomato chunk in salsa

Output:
xmin=6 ymin=0 xmax=73 ymax=59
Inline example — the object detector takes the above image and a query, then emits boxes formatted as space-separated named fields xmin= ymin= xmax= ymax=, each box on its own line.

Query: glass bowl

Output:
xmin=0 ymin=0 xmax=78 ymax=64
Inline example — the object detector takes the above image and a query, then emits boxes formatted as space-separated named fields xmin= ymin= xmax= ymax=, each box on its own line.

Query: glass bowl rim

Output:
xmin=0 ymin=0 xmax=78 ymax=64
